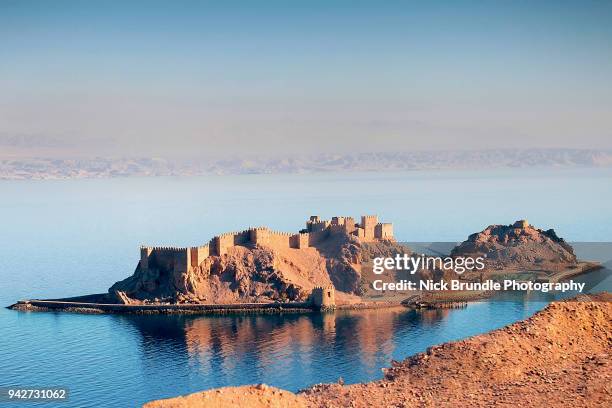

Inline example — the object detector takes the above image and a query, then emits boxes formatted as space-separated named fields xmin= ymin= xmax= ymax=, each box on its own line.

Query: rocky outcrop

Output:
xmin=451 ymin=219 xmax=577 ymax=273
xmin=108 ymin=231 xmax=407 ymax=305
xmin=109 ymin=245 xmax=328 ymax=304
xmin=144 ymin=293 xmax=612 ymax=407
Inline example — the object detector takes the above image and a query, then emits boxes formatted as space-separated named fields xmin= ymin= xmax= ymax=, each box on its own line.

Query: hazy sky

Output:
xmin=1 ymin=0 xmax=612 ymax=158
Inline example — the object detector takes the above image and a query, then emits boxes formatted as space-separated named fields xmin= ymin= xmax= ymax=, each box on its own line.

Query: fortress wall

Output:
xmin=329 ymin=216 xmax=357 ymax=234
xmin=233 ymin=230 xmax=251 ymax=245
xmin=139 ymin=215 xmax=392 ymax=269
xmin=147 ymin=246 xmax=190 ymax=274
xmin=290 ymin=234 xmax=299 ymax=248
xmin=250 ymin=227 xmax=270 ymax=246
xmin=190 ymin=245 xmax=210 ymax=267
xmin=356 ymin=228 xmax=366 ymax=239
xmin=140 ymin=246 xmax=153 ymax=269
xmin=331 ymin=216 xmax=345 ymax=225
xmin=361 ymin=215 xmax=378 ymax=240
xmin=308 ymin=220 xmax=330 ymax=232
xmin=248 ymin=227 xmax=293 ymax=248
xmin=375 ymin=223 xmax=393 ymax=239
xmin=290 ymin=233 xmax=310 ymax=249
xmin=268 ymin=230 xmax=292 ymax=248
xmin=308 ymin=230 xmax=329 ymax=246
xmin=208 ymin=238 xmax=217 ymax=256
xmin=344 ymin=216 xmax=357 ymax=233
xmin=330 ymin=223 xmax=352 ymax=234
xmin=214 ymin=233 xmax=234 ymax=256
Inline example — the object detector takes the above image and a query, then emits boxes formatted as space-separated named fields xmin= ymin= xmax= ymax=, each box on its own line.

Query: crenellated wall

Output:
xmin=140 ymin=246 xmax=190 ymax=274
xmin=307 ymin=219 xmax=330 ymax=232
xmin=140 ymin=246 xmax=153 ymax=269
xmin=329 ymin=217 xmax=357 ymax=234
xmin=190 ymin=245 xmax=209 ymax=267
xmin=250 ymin=227 xmax=270 ymax=246
xmin=360 ymin=215 xmax=379 ymax=240
xmin=232 ymin=230 xmax=251 ymax=245
xmin=344 ymin=216 xmax=357 ymax=233
xmin=140 ymin=214 xmax=393 ymax=272
xmin=268 ymin=230 xmax=292 ymax=247
xmin=331 ymin=216 xmax=345 ymax=225
xmin=308 ymin=229 xmax=329 ymax=246
xmin=290 ymin=232 xmax=310 ymax=249
xmin=214 ymin=233 xmax=234 ymax=256
xmin=375 ymin=223 xmax=393 ymax=239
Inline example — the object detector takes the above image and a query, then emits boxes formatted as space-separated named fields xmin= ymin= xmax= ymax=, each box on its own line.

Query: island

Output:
xmin=8 ymin=216 xmax=601 ymax=314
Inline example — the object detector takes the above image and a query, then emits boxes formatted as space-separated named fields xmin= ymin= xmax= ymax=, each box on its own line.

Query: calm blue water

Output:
xmin=1 ymin=168 xmax=611 ymax=407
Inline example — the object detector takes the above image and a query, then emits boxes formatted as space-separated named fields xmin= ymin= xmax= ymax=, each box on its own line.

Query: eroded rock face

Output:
xmin=108 ymin=231 xmax=406 ymax=304
xmin=451 ymin=220 xmax=577 ymax=272
xmin=110 ymin=246 xmax=324 ymax=304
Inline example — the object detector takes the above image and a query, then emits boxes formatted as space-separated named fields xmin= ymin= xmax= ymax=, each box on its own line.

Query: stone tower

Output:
xmin=311 ymin=285 xmax=336 ymax=310
xmin=361 ymin=215 xmax=379 ymax=240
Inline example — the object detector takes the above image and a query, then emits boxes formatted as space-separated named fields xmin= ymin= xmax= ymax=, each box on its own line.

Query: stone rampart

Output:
xmin=140 ymin=214 xmax=393 ymax=272
xmin=140 ymin=246 xmax=190 ymax=274
xmin=375 ymin=222 xmax=393 ymax=240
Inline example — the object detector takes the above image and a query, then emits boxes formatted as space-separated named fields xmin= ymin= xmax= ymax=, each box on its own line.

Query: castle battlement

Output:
xmin=139 ymin=214 xmax=393 ymax=273
xmin=311 ymin=285 xmax=336 ymax=310
xmin=145 ymin=246 xmax=189 ymax=251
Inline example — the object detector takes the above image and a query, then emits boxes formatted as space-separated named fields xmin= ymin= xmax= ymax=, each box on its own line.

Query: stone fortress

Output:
xmin=139 ymin=215 xmax=393 ymax=276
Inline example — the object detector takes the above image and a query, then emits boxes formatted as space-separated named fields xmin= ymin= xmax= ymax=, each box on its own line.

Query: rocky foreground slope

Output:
xmin=144 ymin=293 xmax=611 ymax=407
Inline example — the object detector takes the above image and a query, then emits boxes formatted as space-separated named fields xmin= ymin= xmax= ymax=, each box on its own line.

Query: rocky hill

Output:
xmin=108 ymin=230 xmax=409 ymax=305
xmin=451 ymin=219 xmax=577 ymax=273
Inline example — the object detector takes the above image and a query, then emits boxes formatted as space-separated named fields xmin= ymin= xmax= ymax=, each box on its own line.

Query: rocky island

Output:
xmin=10 ymin=215 xmax=410 ymax=313
xmin=449 ymin=220 xmax=599 ymax=286
xmin=9 ymin=217 xmax=600 ymax=313
xmin=452 ymin=219 xmax=577 ymax=272
xmin=108 ymin=214 xmax=403 ymax=307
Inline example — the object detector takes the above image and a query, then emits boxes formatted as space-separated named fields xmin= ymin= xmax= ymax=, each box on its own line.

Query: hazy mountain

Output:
xmin=1 ymin=149 xmax=611 ymax=180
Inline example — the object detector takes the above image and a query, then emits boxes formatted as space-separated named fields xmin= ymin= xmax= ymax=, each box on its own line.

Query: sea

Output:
xmin=0 ymin=168 xmax=610 ymax=407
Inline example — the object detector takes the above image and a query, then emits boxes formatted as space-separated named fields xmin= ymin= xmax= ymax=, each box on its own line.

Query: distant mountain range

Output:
xmin=1 ymin=149 xmax=611 ymax=180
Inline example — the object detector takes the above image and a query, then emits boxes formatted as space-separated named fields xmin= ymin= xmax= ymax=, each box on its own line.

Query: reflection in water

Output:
xmin=123 ymin=307 xmax=435 ymax=387
xmin=90 ymin=268 xmax=610 ymax=404
xmin=2 ymin=174 xmax=611 ymax=407
xmin=0 ymin=279 xmax=607 ymax=408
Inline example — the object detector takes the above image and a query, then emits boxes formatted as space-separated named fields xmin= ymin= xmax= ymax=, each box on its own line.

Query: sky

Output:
xmin=1 ymin=0 xmax=612 ymax=158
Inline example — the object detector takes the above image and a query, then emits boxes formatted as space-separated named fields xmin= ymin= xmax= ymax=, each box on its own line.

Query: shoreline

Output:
xmin=7 ymin=297 xmax=408 ymax=315
xmin=144 ymin=292 xmax=612 ymax=407
xmin=8 ymin=262 xmax=603 ymax=315
xmin=8 ymin=297 xmax=315 ymax=315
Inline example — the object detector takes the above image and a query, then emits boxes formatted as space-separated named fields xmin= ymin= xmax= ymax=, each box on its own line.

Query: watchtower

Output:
xmin=140 ymin=246 xmax=153 ymax=270
xmin=375 ymin=223 xmax=393 ymax=239
xmin=311 ymin=285 xmax=336 ymax=310
xmin=250 ymin=227 xmax=271 ymax=246
xmin=361 ymin=215 xmax=378 ymax=239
